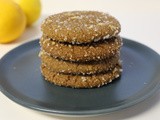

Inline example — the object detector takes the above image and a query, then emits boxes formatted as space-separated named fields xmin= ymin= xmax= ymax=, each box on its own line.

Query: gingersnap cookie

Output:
xmin=41 ymin=11 xmax=121 ymax=44
xmin=40 ymin=50 xmax=120 ymax=75
xmin=41 ymin=64 xmax=122 ymax=88
xmin=40 ymin=36 xmax=122 ymax=62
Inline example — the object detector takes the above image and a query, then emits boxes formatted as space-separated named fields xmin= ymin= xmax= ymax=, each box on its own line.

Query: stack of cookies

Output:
xmin=39 ymin=11 xmax=122 ymax=88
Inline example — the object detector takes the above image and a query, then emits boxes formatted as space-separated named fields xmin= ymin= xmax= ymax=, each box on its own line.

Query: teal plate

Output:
xmin=0 ymin=38 xmax=160 ymax=116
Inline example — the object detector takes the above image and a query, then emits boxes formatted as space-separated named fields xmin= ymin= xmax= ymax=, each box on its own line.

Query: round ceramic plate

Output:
xmin=0 ymin=38 xmax=160 ymax=116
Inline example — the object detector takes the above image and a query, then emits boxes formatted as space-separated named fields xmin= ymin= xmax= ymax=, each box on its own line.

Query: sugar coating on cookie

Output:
xmin=39 ymin=11 xmax=123 ymax=88
xmin=41 ymin=64 xmax=122 ymax=88
xmin=40 ymin=36 xmax=122 ymax=62
xmin=41 ymin=11 xmax=121 ymax=44
xmin=40 ymin=51 xmax=120 ymax=75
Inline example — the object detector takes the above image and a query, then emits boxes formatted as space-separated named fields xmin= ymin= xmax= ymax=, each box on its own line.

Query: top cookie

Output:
xmin=41 ymin=11 xmax=121 ymax=44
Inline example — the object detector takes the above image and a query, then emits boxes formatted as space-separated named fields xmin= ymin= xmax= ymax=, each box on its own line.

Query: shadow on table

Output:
xmin=42 ymin=91 xmax=160 ymax=120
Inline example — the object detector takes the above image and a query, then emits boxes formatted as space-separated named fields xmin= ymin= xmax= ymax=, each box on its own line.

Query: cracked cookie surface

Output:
xmin=40 ymin=36 xmax=122 ymax=62
xmin=41 ymin=64 xmax=122 ymax=88
xmin=41 ymin=11 xmax=121 ymax=44
xmin=40 ymin=51 xmax=120 ymax=75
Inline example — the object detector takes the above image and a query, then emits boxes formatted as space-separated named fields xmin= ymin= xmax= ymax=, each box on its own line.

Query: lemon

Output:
xmin=13 ymin=0 xmax=41 ymax=26
xmin=0 ymin=0 xmax=26 ymax=44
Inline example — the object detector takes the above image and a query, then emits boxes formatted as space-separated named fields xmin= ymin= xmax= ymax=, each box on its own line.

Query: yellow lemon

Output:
xmin=13 ymin=0 xmax=41 ymax=26
xmin=0 ymin=0 xmax=26 ymax=44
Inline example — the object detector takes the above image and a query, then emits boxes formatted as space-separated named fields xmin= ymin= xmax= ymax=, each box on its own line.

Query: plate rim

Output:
xmin=0 ymin=38 xmax=160 ymax=116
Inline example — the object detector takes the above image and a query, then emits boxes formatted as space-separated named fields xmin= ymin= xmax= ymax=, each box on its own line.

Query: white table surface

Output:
xmin=0 ymin=0 xmax=160 ymax=119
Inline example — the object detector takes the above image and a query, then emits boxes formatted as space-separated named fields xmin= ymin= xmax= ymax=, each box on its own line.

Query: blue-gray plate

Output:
xmin=0 ymin=38 xmax=160 ymax=116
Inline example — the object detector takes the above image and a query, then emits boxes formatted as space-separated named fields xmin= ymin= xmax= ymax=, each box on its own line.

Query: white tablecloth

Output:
xmin=0 ymin=0 xmax=160 ymax=119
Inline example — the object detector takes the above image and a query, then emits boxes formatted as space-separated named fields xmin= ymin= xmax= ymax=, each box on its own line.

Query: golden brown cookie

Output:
xmin=40 ymin=50 xmax=120 ymax=75
xmin=40 ymin=36 xmax=122 ymax=62
xmin=41 ymin=64 xmax=122 ymax=88
xmin=41 ymin=11 xmax=121 ymax=44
